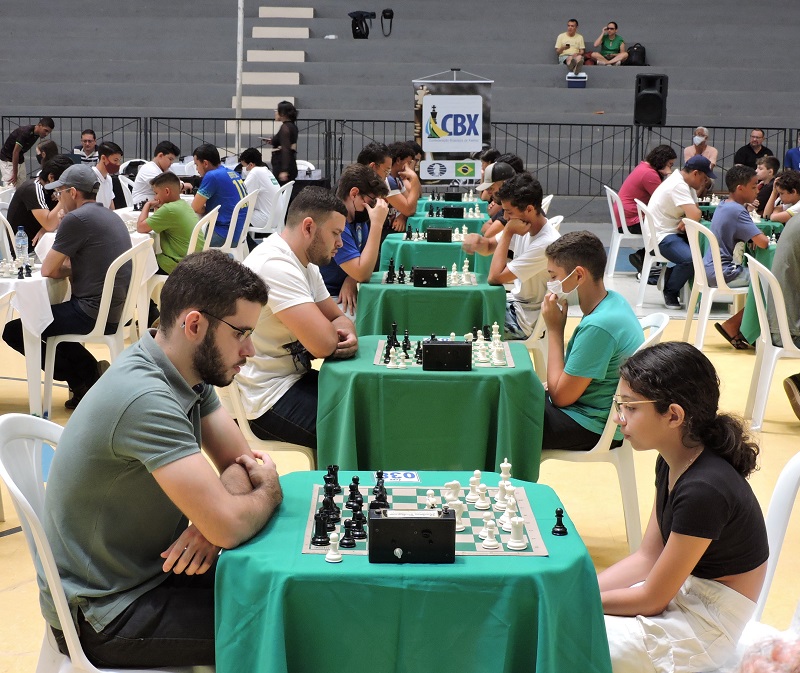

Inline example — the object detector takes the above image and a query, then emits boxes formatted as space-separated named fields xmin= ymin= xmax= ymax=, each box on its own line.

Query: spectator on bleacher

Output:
xmin=73 ymin=129 xmax=99 ymax=166
xmin=734 ymin=129 xmax=773 ymax=168
xmin=784 ymin=130 xmax=800 ymax=171
xmin=266 ymin=100 xmax=298 ymax=185
xmin=682 ymin=126 xmax=718 ymax=168
xmin=555 ymin=19 xmax=585 ymax=75
xmin=648 ymin=155 xmax=711 ymax=309
xmin=238 ymin=148 xmax=281 ymax=233
xmin=191 ymin=143 xmax=251 ymax=249
xmin=92 ymin=141 xmax=123 ymax=210
xmin=704 ymin=166 xmax=769 ymax=349
xmin=753 ymin=156 xmax=780 ymax=216
xmin=763 ymin=169 xmax=800 ymax=223
xmin=590 ymin=22 xmax=628 ymax=66
xmin=356 ymin=142 xmax=392 ymax=180
xmin=7 ymin=155 xmax=73 ymax=251
xmin=0 ymin=116 xmax=54 ymax=187
xmin=383 ymin=141 xmax=421 ymax=234
xmin=35 ymin=140 xmax=59 ymax=166
xmin=131 ymin=141 xmax=189 ymax=204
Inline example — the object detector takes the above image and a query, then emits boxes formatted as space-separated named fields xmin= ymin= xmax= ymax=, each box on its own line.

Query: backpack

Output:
xmin=626 ymin=43 xmax=647 ymax=66
xmin=348 ymin=11 xmax=376 ymax=39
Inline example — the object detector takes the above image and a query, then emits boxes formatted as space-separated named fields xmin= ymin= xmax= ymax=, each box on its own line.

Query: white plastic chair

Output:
xmin=540 ymin=312 xmax=670 ymax=553
xmin=42 ymin=239 xmax=153 ymax=417
xmin=604 ymin=185 xmax=644 ymax=278
xmin=634 ymin=198 xmax=674 ymax=308
xmin=541 ymin=194 xmax=553 ymax=215
xmin=0 ymin=210 xmax=15 ymax=261
xmin=523 ymin=312 xmax=548 ymax=383
xmin=212 ymin=191 xmax=258 ymax=261
xmin=119 ymin=159 xmax=146 ymax=178
xmin=295 ymin=159 xmax=315 ymax=172
xmin=117 ymin=175 xmax=135 ymax=208
xmin=251 ymin=181 xmax=294 ymax=236
xmin=743 ymin=254 xmax=800 ymax=430
xmin=547 ymin=214 xmax=563 ymax=232
xmin=217 ymin=379 xmax=316 ymax=470
xmin=0 ymin=413 xmax=214 ymax=673
xmin=0 ymin=185 xmax=15 ymax=203
xmin=681 ymin=218 xmax=750 ymax=349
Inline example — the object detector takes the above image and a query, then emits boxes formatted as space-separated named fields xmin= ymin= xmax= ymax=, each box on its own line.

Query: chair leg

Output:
xmin=42 ymin=340 xmax=58 ymax=420
xmin=694 ymin=289 xmax=715 ymax=349
xmin=752 ymin=348 xmax=782 ymax=429
xmin=744 ymin=342 xmax=766 ymax=420
xmin=681 ymin=286 xmax=701 ymax=342
xmin=605 ymin=234 xmax=621 ymax=277
xmin=635 ymin=256 xmax=653 ymax=307
xmin=612 ymin=446 xmax=642 ymax=553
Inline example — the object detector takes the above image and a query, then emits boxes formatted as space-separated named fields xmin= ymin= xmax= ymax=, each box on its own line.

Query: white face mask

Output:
xmin=240 ymin=166 xmax=248 ymax=178
xmin=546 ymin=268 xmax=580 ymax=305
xmin=693 ymin=135 xmax=706 ymax=146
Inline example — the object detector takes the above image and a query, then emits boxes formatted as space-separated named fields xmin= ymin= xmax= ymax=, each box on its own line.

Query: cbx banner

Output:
xmin=421 ymin=95 xmax=483 ymax=153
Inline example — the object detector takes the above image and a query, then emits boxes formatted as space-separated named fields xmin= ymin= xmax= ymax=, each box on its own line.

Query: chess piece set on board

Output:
xmin=404 ymin=227 xmax=427 ymax=241
xmin=1 ymin=260 xmax=33 ymax=278
xmin=448 ymin=259 xmax=475 ymax=284
xmin=307 ymin=461 xmax=558 ymax=561
xmin=383 ymin=258 xmax=409 ymax=284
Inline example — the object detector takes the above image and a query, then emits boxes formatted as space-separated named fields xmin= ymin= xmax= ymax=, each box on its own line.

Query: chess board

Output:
xmin=380 ymin=271 xmax=477 ymax=286
xmin=372 ymin=339 xmax=516 ymax=368
xmin=302 ymin=483 xmax=548 ymax=556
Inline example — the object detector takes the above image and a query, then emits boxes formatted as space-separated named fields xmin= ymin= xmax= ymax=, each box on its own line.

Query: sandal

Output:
xmin=714 ymin=323 xmax=752 ymax=350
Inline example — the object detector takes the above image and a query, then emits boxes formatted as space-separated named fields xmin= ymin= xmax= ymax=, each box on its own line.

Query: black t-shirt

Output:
xmin=6 ymin=178 xmax=53 ymax=251
xmin=733 ymin=144 xmax=774 ymax=169
xmin=0 ymin=125 xmax=38 ymax=161
xmin=755 ymin=178 xmax=774 ymax=216
xmin=655 ymin=451 xmax=768 ymax=579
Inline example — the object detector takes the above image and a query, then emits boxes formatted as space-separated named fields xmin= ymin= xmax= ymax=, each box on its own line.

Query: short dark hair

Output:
xmin=239 ymin=148 xmax=265 ymax=166
xmin=545 ymin=230 xmax=607 ymax=280
xmin=37 ymin=140 xmax=59 ymax=162
xmin=98 ymin=141 xmax=123 ymax=158
xmin=81 ymin=129 xmax=96 ymax=138
xmin=496 ymin=173 xmax=543 ymax=212
xmin=153 ymin=141 xmax=181 ymax=158
xmin=150 ymin=171 xmax=182 ymax=190
xmin=725 ymin=165 xmax=756 ymax=192
xmin=480 ymin=148 xmax=501 ymax=164
xmin=193 ymin=143 xmax=221 ymax=166
xmin=568 ymin=18 xmax=578 ymax=26
xmin=38 ymin=117 xmax=55 ymax=129
xmin=496 ymin=153 xmax=525 ymax=173
xmin=388 ymin=141 xmax=414 ymax=162
xmin=407 ymin=141 xmax=423 ymax=157
xmin=336 ymin=164 xmax=389 ymax=200
xmin=357 ymin=142 xmax=390 ymax=166
xmin=158 ymin=249 xmax=269 ymax=336
xmin=751 ymin=128 xmax=765 ymax=137
xmin=285 ymin=186 xmax=347 ymax=229
xmin=41 ymin=155 xmax=74 ymax=182
xmin=775 ymin=170 xmax=800 ymax=194
xmin=607 ymin=21 xmax=618 ymax=29
xmin=756 ymin=156 xmax=780 ymax=174
xmin=645 ymin=145 xmax=678 ymax=172
xmin=277 ymin=101 xmax=298 ymax=122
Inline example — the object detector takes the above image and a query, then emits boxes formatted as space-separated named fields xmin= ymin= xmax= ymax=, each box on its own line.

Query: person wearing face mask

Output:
xmin=35 ymin=140 xmax=59 ymax=166
xmin=92 ymin=141 xmax=123 ymax=209
xmin=682 ymin=127 xmax=718 ymax=169
xmin=540 ymin=231 xmax=643 ymax=452
xmin=319 ymin=164 xmax=389 ymax=317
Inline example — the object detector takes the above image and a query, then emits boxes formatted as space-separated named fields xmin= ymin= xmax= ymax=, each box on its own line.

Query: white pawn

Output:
xmin=325 ymin=532 xmax=343 ymax=563
xmin=494 ymin=481 xmax=508 ymax=511
xmin=462 ymin=225 xmax=468 ymax=238
xmin=450 ymin=332 xmax=456 ymax=342
xmin=475 ymin=484 xmax=491 ymax=510
xmin=468 ymin=188 xmax=474 ymax=202
xmin=448 ymin=499 xmax=467 ymax=532
xmin=386 ymin=346 xmax=398 ymax=368
xmin=476 ymin=341 xmax=490 ymax=364
xmin=481 ymin=520 xmax=501 ymax=549
xmin=507 ymin=516 xmax=528 ymax=551
xmin=500 ymin=457 xmax=512 ymax=481
xmin=478 ymin=511 xmax=494 ymax=539
xmin=490 ymin=343 xmax=505 ymax=367
xmin=466 ymin=470 xmax=481 ymax=503
xmin=466 ymin=207 xmax=473 ymax=219
xmin=398 ymin=352 xmax=407 ymax=369
xmin=472 ymin=204 xmax=480 ymax=219
xmin=501 ymin=492 xmax=519 ymax=532
xmin=426 ymin=489 xmax=437 ymax=509
xmin=465 ymin=332 xmax=473 ymax=343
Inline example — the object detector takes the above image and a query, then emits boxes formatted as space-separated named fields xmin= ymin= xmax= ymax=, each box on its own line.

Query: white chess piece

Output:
xmin=462 ymin=258 xmax=470 ymax=280
xmin=448 ymin=499 xmax=467 ymax=532
xmin=325 ymin=532 xmax=343 ymax=563
xmin=466 ymin=471 xmax=480 ymax=503
xmin=468 ymin=189 xmax=474 ymax=202
xmin=481 ymin=520 xmax=501 ymax=549
xmin=493 ymin=481 xmax=508 ymax=511
xmin=500 ymin=457 xmax=512 ymax=481
xmin=465 ymin=207 xmax=473 ymax=219
xmin=426 ymin=489 xmax=438 ymax=509
xmin=386 ymin=346 xmax=398 ymax=368
xmin=476 ymin=341 xmax=490 ymax=364
xmin=450 ymin=262 xmax=459 ymax=285
xmin=450 ymin=332 xmax=456 ymax=342
xmin=462 ymin=225 xmax=468 ymax=238
xmin=507 ymin=516 xmax=528 ymax=551
xmin=465 ymin=332 xmax=473 ymax=343
xmin=501 ymin=491 xmax=519 ymax=531
xmin=475 ymin=484 xmax=491 ymax=510
xmin=472 ymin=205 xmax=480 ymax=219
xmin=398 ymin=352 xmax=407 ymax=369
xmin=444 ymin=480 xmax=462 ymax=501
xmin=478 ymin=511 xmax=494 ymax=539
xmin=490 ymin=343 xmax=505 ymax=366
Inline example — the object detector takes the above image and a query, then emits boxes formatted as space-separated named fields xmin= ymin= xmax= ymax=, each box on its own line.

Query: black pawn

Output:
xmin=552 ymin=507 xmax=568 ymax=536
xmin=340 ymin=519 xmax=357 ymax=548
xmin=346 ymin=476 xmax=360 ymax=509
xmin=351 ymin=500 xmax=366 ymax=528
xmin=311 ymin=512 xmax=330 ymax=546
xmin=322 ymin=492 xmax=340 ymax=524
xmin=373 ymin=470 xmax=385 ymax=496
xmin=409 ymin=266 xmax=416 ymax=283
xmin=398 ymin=265 xmax=405 ymax=284
xmin=427 ymin=203 xmax=434 ymax=217
xmin=383 ymin=338 xmax=392 ymax=363
xmin=327 ymin=464 xmax=342 ymax=494
xmin=414 ymin=341 xmax=423 ymax=364
xmin=406 ymin=224 xmax=413 ymax=239
xmin=435 ymin=207 xmax=441 ymax=218
xmin=351 ymin=514 xmax=367 ymax=540
xmin=471 ymin=326 xmax=479 ymax=340
xmin=402 ymin=330 xmax=411 ymax=353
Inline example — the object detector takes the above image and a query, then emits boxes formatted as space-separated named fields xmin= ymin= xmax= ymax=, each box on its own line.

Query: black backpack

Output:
xmin=348 ymin=11 xmax=376 ymax=39
xmin=626 ymin=43 xmax=647 ymax=66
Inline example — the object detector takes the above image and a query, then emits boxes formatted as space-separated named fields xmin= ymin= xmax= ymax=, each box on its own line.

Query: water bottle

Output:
xmin=14 ymin=226 xmax=28 ymax=266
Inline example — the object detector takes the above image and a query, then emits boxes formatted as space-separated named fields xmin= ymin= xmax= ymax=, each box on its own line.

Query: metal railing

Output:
xmin=4 ymin=115 xmax=797 ymax=196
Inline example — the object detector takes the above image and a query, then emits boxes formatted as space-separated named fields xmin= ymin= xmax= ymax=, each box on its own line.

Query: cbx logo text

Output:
xmin=440 ymin=114 xmax=479 ymax=136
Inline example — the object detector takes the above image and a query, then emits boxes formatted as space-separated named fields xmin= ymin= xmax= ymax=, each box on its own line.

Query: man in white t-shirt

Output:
xmin=462 ymin=173 xmax=560 ymax=339
xmin=238 ymin=187 xmax=358 ymax=449
xmin=239 ymin=148 xmax=281 ymax=232
xmin=647 ymin=155 xmax=711 ymax=308
xmin=131 ymin=140 xmax=189 ymax=205
xmin=92 ymin=141 xmax=123 ymax=209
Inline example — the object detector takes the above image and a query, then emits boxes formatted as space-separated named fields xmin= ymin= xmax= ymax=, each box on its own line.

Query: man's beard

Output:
xmin=192 ymin=328 xmax=234 ymax=387
xmin=307 ymin=229 xmax=332 ymax=266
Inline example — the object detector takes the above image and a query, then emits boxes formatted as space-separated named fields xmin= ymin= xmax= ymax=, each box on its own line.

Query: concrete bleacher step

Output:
xmin=258 ymin=6 xmax=313 ymax=18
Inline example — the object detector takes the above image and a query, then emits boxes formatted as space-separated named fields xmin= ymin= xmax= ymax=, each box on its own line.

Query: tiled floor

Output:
xmin=1 ymin=271 xmax=799 ymax=672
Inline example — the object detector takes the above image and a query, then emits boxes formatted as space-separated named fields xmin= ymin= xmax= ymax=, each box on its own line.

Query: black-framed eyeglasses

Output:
xmin=611 ymin=395 xmax=657 ymax=423
xmin=360 ymin=193 xmax=377 ymax=207
xmin=200 ymin=310 xmax=255 ymax=342
xmin=606 ymin=26 xmax=616 ymax=30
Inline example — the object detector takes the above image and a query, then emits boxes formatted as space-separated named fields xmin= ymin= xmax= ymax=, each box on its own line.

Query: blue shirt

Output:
xmin=785 ymin=147 xmax=800 ymax=171
xmin=320 ymin=219 xmax=368 ymax=295
xmin=197 ymin=166 xmax=249 ymax=241
xmin=703 ymin=200 xmax=762 ymax=285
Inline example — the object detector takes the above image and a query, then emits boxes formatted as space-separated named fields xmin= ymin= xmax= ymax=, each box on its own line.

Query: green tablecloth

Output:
xmin=356 ymin=272 xmax=506 ymax=337
xmin=215 ymin=470 xmax=612 ymax=673
xmin=317 ymin=336 xmax=544 ymax=481
xmin=379 ymin=233 xmax=475 ymax=271
xmin=740 ymin=243 xmax=778 ymax=344
xmin=417 ymin=197 xmax=488 ymax=216
xmin=405 ymin=215 xmax=484 ymax=234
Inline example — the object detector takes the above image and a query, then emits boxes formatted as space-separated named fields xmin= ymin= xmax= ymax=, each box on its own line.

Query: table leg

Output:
xmin=22 ymin=326 xmax=42 ymax=417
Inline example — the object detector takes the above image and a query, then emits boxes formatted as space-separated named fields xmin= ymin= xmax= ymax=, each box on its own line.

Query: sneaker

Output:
xmin=663 ymin=291 xmax=681 ymax=310
xmin=784 ymin=375 xmax=800 ymax=421
xmin=628 ymin=250 xmax=644 ymax=274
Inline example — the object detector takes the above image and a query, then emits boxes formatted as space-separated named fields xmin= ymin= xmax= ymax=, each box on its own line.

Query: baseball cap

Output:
xmin=477 ymin=162 xmax=516 ymax=191
xmin=684 ymin=155 xmax=717 ymax=180
xmin=45 ymin=164 xmax=100 ymax=194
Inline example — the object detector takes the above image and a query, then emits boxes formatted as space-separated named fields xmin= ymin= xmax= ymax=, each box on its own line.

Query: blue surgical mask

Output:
xmin=546 ymin=268 xmax=580 ymax=305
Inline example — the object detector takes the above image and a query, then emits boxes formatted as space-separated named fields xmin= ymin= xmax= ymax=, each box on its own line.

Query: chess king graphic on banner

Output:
xmin=422 ymin=95 xmax=484 ymax=153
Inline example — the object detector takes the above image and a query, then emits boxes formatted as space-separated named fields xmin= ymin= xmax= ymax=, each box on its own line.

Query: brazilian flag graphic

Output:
xmin=455 ymin=162 xmax=475 ymax=177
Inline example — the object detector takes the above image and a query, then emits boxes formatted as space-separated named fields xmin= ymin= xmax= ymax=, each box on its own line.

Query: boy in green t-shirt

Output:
xmin=137 ymin=171 xmax=201 ymax=274
xmin=590 ymin=22 xmax=628 ymax=65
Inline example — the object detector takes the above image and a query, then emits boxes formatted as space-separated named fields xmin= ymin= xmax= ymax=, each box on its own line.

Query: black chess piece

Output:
xmin=390 ymin=322 xmax=399 ymax=348
xmin=351 ymin=514 xmax=367 ymax=540
xmin=471 ymin=326 xmax=479 ymax=340
xmin=402 ymin=330 xmax=411 ymax=353
xmin=552 ymin=507 xmax=568 ymax=536
xmin=369 ymin=488 xmax=389 ymax=510
xmin=345 ymin=476 xmax=360 ymax=509
xmin=311 ymin=511 xmax=331 ymax=546
xmin=435 ymin=207 xmax=441 ymax=218
xmin=323 ymin=483 xmax=341 ymax=520
xmin=17 ymin=266 xmax=25 ymax=280
xmin=427 ymin=203 xmax=434 ymax=217
xmin=373 ymin=470 xmax=385 ymax=495
xmin=409 ymin=266 xmax=415 ymax=283
xmin=319 ymin=503 xmax=336 ymax=531
xmin=386 ymin=258 xmax=396 ymax=284
xmin=24 ymin=264 xmax=32 ymax=278
xmin=351 ymin=500 xmax=366 ymax=528
xmin=405 ymin=225 xmax=412 ymax=240
xmin=339 ymin=519 xmax=357 ymax=548
xmin=383 ymin=338 xmax=392 ymax=363
xmin=398 ymin=264 xmax=405 ymax=284
xmin=482 ymin=325 xmax=491 ymax=341
xmin=327 ymin=464 xmax=342 ymax=494
xmin=414 ymin=341 xmax=423 ymax=364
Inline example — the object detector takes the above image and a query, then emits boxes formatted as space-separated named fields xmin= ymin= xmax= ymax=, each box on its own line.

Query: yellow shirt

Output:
xmin=555 ymin=32 xmax=585 ymax=55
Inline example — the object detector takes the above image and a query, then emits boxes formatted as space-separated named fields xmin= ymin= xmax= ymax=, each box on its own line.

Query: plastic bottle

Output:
xmin=14 ymin=226 xmax=28 ymax=265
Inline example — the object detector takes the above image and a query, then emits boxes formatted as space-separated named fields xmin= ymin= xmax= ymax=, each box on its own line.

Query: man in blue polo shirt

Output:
xmin=191 ymin=143 xmax=251 ymax=249
xmin=319 ymin=164 xmax=388 ymax=316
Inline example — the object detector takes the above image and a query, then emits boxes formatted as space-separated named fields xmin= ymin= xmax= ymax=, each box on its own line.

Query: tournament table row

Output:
xmin=214 ymin=470 xmax=613 ymax=673
xmin=404 ymin=215 xmax=484 ymax=235
xmin=317 ymin=335 xmax=545 ymax=482
xmin=416 ymin=197 xmax=489 ymax=216
xmin=378 ymin=233 xmax=476 ymax=272
xmin=355 ymin=272 xmax=505 ymax=337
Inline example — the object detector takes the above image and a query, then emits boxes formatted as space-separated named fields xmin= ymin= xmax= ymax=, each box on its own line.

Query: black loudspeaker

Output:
xmin=634 ymin=74 xmax=668 ymax=126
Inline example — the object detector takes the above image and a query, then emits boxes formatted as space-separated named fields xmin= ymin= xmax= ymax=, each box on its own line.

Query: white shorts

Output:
xmin=0 ymin=159 xmax=27 ymax=187
xmin=604 ymin=576 xmax=756 ymax=673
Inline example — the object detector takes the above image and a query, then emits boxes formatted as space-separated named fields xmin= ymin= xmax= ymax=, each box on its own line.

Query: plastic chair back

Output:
xmin=547 ymin=215 xmax=563 ymax=232
xmin=295 ymin=160 xmax=315 ymax=172
xmin=188 ymin=206 xmax=221 ymax=254
xmin=541 ymin=194 xmax=553 ymax=215
xmin=216 ymin=191 xmax=259 ymax=259
xmin=0 ymin=211 xmax=14 ymax=261
xmin=635 ymin=199 xmax=666 ymax=260
xmin=265 ymin=181 xmax=294 ymax=235
xmin=117 ymin=175 xmax=135 ymax=208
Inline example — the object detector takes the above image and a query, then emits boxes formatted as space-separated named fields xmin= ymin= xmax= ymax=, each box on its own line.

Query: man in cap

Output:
xmin=2 ymin=164 xmax=133 ymax=408
xmin=477 ymin=161 xmax=516 ymax=236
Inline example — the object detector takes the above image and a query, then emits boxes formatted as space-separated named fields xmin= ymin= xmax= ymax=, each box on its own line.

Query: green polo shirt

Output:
xmin=145 ymin=199 xmax=200 ymax=274
xmin=39 ymin=330 xmax=220 ymax=632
